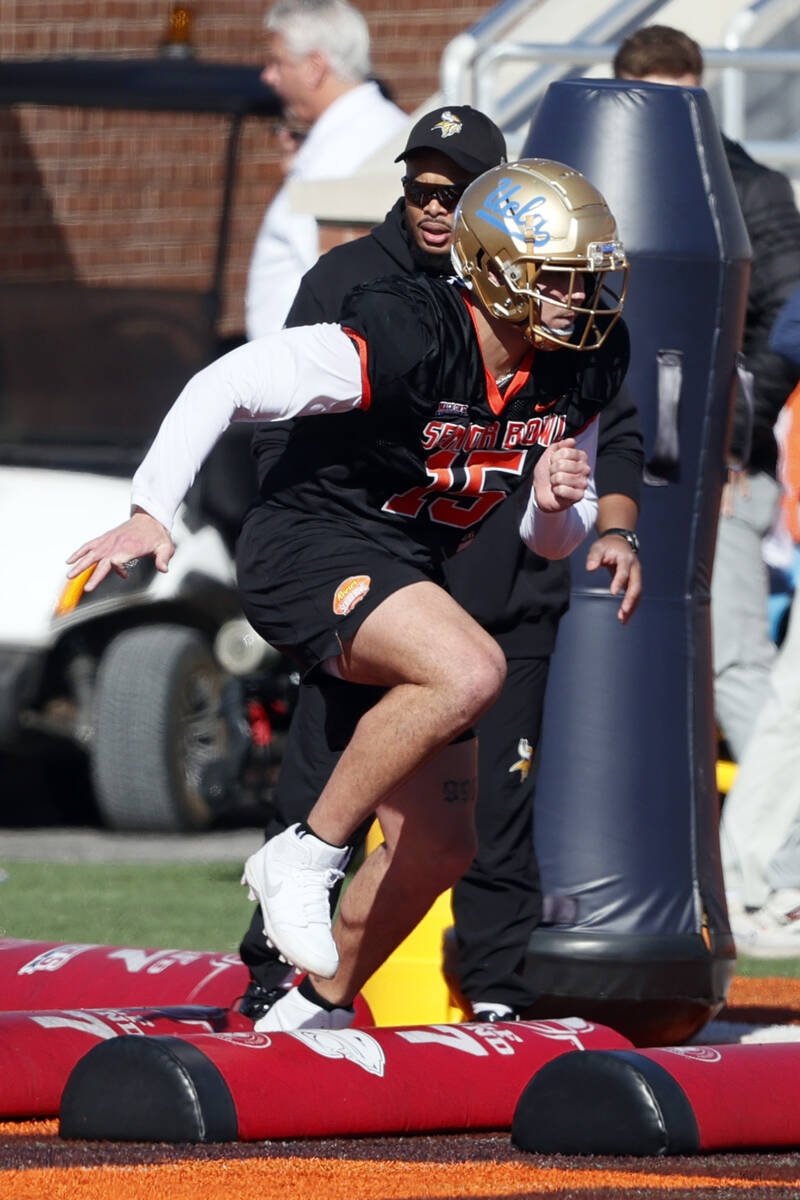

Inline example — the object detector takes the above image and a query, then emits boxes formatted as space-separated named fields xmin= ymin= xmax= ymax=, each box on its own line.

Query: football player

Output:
xmin=68 ymin=159 xmax=632 ymax=1031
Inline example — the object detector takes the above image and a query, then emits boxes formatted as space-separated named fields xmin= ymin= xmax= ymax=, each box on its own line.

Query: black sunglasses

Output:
xmin=402 ymin=176 xmax=469 ymax=210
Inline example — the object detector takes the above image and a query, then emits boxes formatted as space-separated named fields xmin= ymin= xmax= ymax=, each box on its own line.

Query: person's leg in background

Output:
xmin=711 ymin=469 xmax=781 ymax=762
xmin=721 ymin=591 xmax=800 ymax=951
xmin=451 ymin=655 xmax=549 ymax=1021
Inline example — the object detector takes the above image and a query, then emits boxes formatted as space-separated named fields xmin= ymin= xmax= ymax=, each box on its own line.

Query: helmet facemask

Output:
xmin=451 ymin=159 xmax=629 ymax=351
xmin=495 ymin=241 xmax=628 ymax=351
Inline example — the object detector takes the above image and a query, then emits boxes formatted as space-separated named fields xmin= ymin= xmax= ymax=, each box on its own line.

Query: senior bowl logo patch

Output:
xmin=436 ymin=400 xmax=469 ymax=417
xmin=432 ymin=109 xmax=462 ymax=139
xmin=333 ymin=574 xmax=371 ymax=616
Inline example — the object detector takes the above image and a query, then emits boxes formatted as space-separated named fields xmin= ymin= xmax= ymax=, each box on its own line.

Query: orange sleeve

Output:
xmin=782 ymin=382 xmax=800 ymax=543
xmin=341 ymin=327 xmax=372 ymax=412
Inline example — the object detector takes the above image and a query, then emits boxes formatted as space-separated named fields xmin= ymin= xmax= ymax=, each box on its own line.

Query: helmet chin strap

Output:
xmin=524 ymin=309 xmax=578 ymax=351
xmin=528 ymin=324 xmax=557 ymax=350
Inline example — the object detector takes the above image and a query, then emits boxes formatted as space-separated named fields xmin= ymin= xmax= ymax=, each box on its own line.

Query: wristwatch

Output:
xmin=600 ymin=527 xmax=640 ymax=553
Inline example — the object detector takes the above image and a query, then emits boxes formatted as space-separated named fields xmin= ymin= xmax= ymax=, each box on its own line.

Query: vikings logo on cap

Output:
xmin=432 ymin=109 xmax=463 ymax=139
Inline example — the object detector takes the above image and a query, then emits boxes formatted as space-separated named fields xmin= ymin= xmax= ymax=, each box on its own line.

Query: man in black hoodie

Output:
xmin=239 ymin=106 xmax=644 ymax=1027
xmin=614 ymin=25 xmax=800 ymax=765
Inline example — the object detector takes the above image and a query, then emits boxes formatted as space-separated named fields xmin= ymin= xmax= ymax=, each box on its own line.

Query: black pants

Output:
xmin=239 ymin=657 xmax=549 ymax=1010
xmin=451 ymin=654 xmax=548 ymax=1010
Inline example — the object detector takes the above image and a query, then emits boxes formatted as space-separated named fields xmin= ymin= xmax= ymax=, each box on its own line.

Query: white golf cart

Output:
xmin=0 ymin=58 xmax=296 ymax=831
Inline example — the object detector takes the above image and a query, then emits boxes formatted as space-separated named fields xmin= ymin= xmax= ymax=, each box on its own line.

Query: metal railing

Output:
xmin=440 ymin=0 xmax=800 ymax=168
xmin=722 ymin=0 xmax=800 ymax=139
xmin=472 ymin=43 xmax=800 ymax=163
xmin=440 ymin=0 xmax=665 ymax=112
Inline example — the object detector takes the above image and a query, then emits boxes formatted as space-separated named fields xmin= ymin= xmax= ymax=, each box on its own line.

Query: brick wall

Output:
xmin=0 ymin=0 xmax=489 ymax=334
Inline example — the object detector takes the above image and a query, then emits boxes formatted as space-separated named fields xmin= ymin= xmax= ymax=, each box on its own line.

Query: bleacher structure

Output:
xmin=292 ymin=0 xmax=800 ymax=224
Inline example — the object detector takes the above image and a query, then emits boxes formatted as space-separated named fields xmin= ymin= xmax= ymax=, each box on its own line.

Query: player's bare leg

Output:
xmin=254 ymin=738 xmax=478 ymax=1028
xmin=244 ymin=582 xmax=503 ymax=980
xmin=308 ymin=580 xmax=505 ymax=843
xmin=311 ymin=737 xmax=479 ymax=1007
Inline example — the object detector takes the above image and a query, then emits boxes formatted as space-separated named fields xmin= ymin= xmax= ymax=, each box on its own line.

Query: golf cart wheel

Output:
xmin=91 ymin=624 xmax=228 ymax=832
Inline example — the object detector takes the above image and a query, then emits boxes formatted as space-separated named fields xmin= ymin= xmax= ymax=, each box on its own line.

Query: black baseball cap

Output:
xmin=395 ymin=105 xmax=507 ymax=175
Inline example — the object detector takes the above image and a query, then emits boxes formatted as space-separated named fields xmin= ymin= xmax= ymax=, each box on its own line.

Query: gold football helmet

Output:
xmin=451 ymin=158 xmax=628 ymax=350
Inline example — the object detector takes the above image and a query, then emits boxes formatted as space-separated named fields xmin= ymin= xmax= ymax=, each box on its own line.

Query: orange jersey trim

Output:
xmin=342 ymin=326 xmax=372 ymax=412
xmin=460 ymin=291 xmax=535 ymax=415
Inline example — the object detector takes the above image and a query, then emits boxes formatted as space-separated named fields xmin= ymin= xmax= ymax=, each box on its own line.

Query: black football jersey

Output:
xmin=259 ymin=274 xmax=629 ymax=565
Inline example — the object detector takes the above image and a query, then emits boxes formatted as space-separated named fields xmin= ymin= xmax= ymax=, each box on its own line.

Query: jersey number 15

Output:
xmin=382 ymin=448 xmax=526 ymax=530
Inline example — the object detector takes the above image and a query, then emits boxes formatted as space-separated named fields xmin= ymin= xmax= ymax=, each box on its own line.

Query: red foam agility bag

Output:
xmin=629 ymin=1043 xmax=800 ymax=1151
xmin=0 ymin=938 xmax=249 ymax=1010
xmin=0 ymin=1004 xmax=252 ymax=1118
xmin=512 ymin=1042 xmax=800 ymax=1155
xmin=60 ymin=1016 xmax=632 ymax=1142
xmin=0 ymin=939 xmax=372 ymax=1027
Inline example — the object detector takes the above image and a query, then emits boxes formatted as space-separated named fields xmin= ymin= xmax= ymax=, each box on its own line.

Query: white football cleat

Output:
xmin=732 ymin=887 xmax=800 ymax=958
xmin=242 ymin=824 xmax=351 ymax=979
xmin=254 ymin=985 xmax=355 ymax=1032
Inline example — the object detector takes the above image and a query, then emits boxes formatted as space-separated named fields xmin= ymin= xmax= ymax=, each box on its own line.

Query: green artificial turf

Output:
xmin=0 ymin=861 xmax=251 ymax=952
xmin=733 ymin=954 xmax=800 ymax=979
xmin=3 ymin=858 xmax=800 ymax=982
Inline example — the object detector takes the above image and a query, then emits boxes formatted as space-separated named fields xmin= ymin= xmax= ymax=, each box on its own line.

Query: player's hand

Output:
xmin=585 ymin=533 xmax=642 ymax=624
xmin=533 ymin=438 xmax=591 ymax=513
xmin=66 ymin=510 xmax=174 ymax=593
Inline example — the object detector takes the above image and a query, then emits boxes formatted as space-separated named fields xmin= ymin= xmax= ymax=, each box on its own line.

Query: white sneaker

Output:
xmin=726 ymin=893 xmax=756 ymax=940
xmin=254 ymin=985 xmax=355 ymax=1032
xmin=242 ymin=824 xmax=351 ymax=979
xmin=470 ymin=1002 xmax=520 ymax=1023
xmin=733 ymin=887 xmax=800 ymax=958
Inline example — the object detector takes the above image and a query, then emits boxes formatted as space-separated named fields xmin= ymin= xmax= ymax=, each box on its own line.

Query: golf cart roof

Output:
xmin=0 ymin=57 xmax=282 ymax=469
xmin=0 ymin=57 xmax=281 ymax=116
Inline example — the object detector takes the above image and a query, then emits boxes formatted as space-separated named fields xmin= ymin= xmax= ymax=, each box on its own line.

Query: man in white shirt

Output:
xmin=245 ymin=0 xmax=407 ymax=338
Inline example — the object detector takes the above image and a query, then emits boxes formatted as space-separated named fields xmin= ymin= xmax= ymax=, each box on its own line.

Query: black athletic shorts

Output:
xmin=236 ymin=503 xmax=441 ymax=674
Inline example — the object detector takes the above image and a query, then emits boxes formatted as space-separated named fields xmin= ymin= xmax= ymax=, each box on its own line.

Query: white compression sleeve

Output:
xmin=517 ymin=419 xmax=599 ymax=559
xmin=130 ymin=324 xmax=363 ymax=531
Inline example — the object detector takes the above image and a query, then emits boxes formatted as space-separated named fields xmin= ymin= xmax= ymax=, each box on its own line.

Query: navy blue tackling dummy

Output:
xmin=66 ymin=159 xmax=631 ymax=1034
xmin=521 ymin=79 xmax=751 ymax=1043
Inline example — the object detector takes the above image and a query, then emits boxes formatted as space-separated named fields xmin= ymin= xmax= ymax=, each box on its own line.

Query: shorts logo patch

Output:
xmin=333 ymin=574 xmax=371 ymax=616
